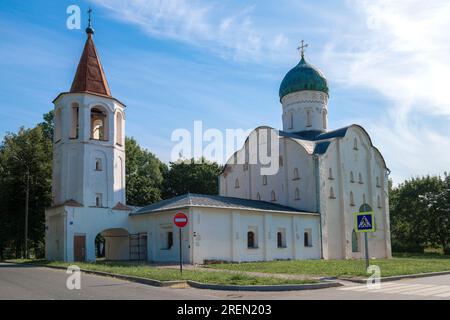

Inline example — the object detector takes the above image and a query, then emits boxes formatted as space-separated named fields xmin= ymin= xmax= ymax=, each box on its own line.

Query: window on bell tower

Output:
xmin=91 ymin=107 xmax=108 ymax=141
xmin=70 ymin=103 xmax=79 ymax=139
xmin=116 ymin=111 xmax=123 ymax=146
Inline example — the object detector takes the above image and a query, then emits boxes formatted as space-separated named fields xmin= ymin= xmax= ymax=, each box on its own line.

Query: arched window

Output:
xmin=329 ymin=187 xmax=335 ymax=199
xmin=256 ymin=193 xmax=261 ymax=201
xmin=91 ymin=107 xmax=108 ymax=141
xmin=277 ymin=232 xmax=283 ymax=248
xmin=234 ymin=178 xmax=239 ymax=189
xmin=377 ymin=195 xmax=382 ymax=208
xmin=289 ymin=112 xmax=293 ymax=129
xmin=350 ymin=171 xmax=354 ymax=183
xmin=54 ymin=108 xmax=62 ymax=142
xmin=116 ymin=111 xmax=123 ymax=145
xmin=363 ymin=193 xmax=366 ymax=204
xmin=70 ymin=103 xmax=79 ymax=139
xmin=376 ymin=176 xmax=380 ymax=187
xmin=358 ymin=173 xmax=363 ymax=184
xmin=350 ymin=191 xmax=355 ymax=206
xmin=247 ymin=231 xmax=255 ymax=248
xmin=294 ymin=188 xmax=300 ymax=200
xmin=95 ymin=158 xmax=102 ymax=171
xmin=304 ymin=229 xmax=312 ymax=247
xmin=328 ymin=168 xmax=334 ymax=180
xmin=322 ymin=110 xmax=327 ymax=129
xmin=271 ymin=191 xmax=276 ymax=202
xmin=353 ymin=138 xmax=358 ymax=150
xmin=293 ymin=168 xmax=299 ymax=180
xmin=352 ymin=229 xmax=359 ymax=252
xmin=306 ymin=110 xmax=312 ymax=127
xmin=262 ymin=175 xmax=267 ymax=185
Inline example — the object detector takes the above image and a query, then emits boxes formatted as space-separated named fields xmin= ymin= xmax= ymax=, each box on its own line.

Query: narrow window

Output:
xmin=328 ymin=168 xmax=334 ymax=180
xmin=363 ymin=193 xmax=366 ymax=204
xmin=350 ymin=171 xmax=354 ymax=183
xmin=322 ymin=110 xmax=327 ymax=129
xmin=277 ymin=232 xmax=283 ymax=248
xmin=294 ymin=188 xmax=300 ymax=200
xmin=376 ymin=176 xmax=380 ymax=187
xmin=54 ymin=108 xmax=62 ymax=142
xmin=95 ymin=193 xmax=103 ymax=207
xmin=167 ymin=232 xmax=173 ymax=249
xmin=289 ymin=112 xmax=293 ymax=129
xmin=353 ymin=138 xmax=358 ymax=150
xmin=235 ymin=178 xmax=239 ymax=189
xmin=329 ymin=187 xmax=335 ymax=199
xmin=95 ymin=158 xmax=102 ymax=171
xmin=116 ymin=111 xmax=123 ymax=145
xmin=352 ymin=229 xmax=359 ymax=252
xmin=377 ymin=195 xmax=382 ymax=208
xmin=243 ymin=163 xmax=249 ymax=171
xmin=358 ymin=173 xmax=363 ymax=184
xmin=306 ymin=110 xmax=312 ymax=127
xmin=293 ymin=168 xmax=299 ymax=180
xmin=350 ymin=191 xmax=355 ymax=206
xmin=256 ymin=193 xmax=261 ymax=201
xmin=70 ymin=104 xmax=79 ymax=139
xmin=262 ymin=175 xmax=267 ymax=185
xmin=271 ymin=190 xmax=276 ymax=202
xmin=247 ymin=231 xmax=255 ymax=248
xmin=304 ymin=229 xmax=312 ymax=247
xmin=279 ymin=156 xmax=283 ymax=167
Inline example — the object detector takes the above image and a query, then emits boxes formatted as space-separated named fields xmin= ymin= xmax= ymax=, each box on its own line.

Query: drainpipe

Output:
xmin=314 ymin=155 xmax=324 ymax=259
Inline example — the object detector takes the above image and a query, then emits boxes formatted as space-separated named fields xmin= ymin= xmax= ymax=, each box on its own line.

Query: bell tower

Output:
xmin=51 ymin=16 xmax=126 ymax=209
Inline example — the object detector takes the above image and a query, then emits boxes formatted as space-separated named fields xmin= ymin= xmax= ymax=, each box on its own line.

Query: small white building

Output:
xmin=45 ymin=26 xmax=391 ymax=263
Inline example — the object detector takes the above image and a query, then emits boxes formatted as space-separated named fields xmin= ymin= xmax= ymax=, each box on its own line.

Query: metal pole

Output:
xmin=179 ymin=228 xmax=183 ymax=275
xmin=364 ymin=232 xmax=369 ymax=270
xmin=25 ymin=167 xmax=29 ymax=259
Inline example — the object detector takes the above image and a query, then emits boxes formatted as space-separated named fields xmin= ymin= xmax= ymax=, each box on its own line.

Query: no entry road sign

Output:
xmin=173 ymin=212 xmax=188 ymax=228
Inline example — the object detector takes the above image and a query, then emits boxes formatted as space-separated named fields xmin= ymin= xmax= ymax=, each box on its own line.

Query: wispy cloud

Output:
xmin=90 ymin=0 xmax=292 ymax=62
xmin=320 ymin=0 xmax=450 ymax=183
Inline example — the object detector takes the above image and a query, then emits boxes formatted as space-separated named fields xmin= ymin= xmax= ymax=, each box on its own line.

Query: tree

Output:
xmin=390 ymin=175 xmax=446 ymax=253
xmin=125 ymin=137 xmax=167 ymax=206
xmin=162 ymin=158 xmax=223 ymax=198
xmin=0 ymin=124 xmax=52 ymax=258
xmin=419 ymin=174 xmax=450 ymax=254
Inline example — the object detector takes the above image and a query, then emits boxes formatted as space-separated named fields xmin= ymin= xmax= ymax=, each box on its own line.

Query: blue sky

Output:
xmin=1 ymin=0 xmax=449 ymax=184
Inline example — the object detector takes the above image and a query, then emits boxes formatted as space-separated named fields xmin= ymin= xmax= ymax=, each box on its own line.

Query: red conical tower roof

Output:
xmin=70 ymin=32 xmax=111 ymax=97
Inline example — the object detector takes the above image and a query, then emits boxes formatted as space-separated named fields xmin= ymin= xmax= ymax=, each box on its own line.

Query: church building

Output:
xmin=45 ymin=21 xmax=391 ymax=263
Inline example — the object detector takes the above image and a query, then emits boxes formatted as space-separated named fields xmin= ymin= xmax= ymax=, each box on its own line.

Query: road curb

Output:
xmin=4 ymin=261 xmax=337 ymax=292
xmin=340 ymin=270 xmax=450 ymax=283
xmin=186 ymin=280 xmax=342 ymax=291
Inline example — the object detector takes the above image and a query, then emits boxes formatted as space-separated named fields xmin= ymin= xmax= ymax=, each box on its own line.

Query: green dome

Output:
xmin=279 ymin=56 xmax=329 ymax=100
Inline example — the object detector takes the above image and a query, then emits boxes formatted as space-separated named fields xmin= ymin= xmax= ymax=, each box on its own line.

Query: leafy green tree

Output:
xmin=162 ymin=158 xmax=222 ymax=198
xmin=125 ymin=137 xmax=167 ymax=206
xmin=0 ymin=124 xmax=52 ymax=258
xmin=419 ymin=174 xmax=450 ymax=254
xmin=390 ymin=175 xmax=445 ymax=253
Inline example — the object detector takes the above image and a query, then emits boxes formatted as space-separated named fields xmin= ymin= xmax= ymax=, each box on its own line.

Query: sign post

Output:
xmin=354 ymin=204 xmax=375 ymax=270
xmin=173 ymin=212 xmax=188 ymax=275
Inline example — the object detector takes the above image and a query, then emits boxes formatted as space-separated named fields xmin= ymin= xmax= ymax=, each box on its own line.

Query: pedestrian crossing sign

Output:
xmin=354 ymin=212 xmax=375 ymax=233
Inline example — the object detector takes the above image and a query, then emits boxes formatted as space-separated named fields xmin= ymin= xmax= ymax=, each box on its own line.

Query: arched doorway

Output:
xmin=95 ymin=228 xmax=129 ymax=261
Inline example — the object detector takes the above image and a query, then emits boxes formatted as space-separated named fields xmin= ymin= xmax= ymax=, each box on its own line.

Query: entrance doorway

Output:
xmin=129 ymin=233 xmax=147 ymax=261
xmin=74 ymin=234 xmax=86 ymax=262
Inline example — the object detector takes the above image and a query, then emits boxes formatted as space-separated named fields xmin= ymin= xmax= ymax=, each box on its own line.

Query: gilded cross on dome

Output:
xmin=297 ymin=40 xmax=308 ymax=58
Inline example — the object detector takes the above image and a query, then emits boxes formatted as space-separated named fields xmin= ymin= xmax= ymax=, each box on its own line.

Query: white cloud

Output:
xmin=321 ymin=0 xmax=450 ymax=183
xmin=90 ymin=0 xmax=289 ymax=62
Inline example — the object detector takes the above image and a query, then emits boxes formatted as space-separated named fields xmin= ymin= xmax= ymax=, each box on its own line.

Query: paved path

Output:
xmin=0 ymin=263 xmax=449 ymax=300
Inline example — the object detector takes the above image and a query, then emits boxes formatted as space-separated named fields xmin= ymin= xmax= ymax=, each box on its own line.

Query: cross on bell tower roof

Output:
xmin=86 ymin=7 xmax=94 ymax=35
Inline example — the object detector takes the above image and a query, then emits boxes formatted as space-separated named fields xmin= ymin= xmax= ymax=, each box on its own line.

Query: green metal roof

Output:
xmin=279 ymin=56 xmax=329 ymax=100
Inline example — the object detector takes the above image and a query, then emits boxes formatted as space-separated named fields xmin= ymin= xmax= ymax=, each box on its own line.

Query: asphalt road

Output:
xmin=0 ymin=262 xmax=449 ymax=300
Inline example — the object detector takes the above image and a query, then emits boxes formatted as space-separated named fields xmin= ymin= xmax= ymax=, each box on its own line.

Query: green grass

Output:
xmin=6 ymin=259 xmax=317 ymax=286
xmin=204 ymin=255 xmax=450 ymax=278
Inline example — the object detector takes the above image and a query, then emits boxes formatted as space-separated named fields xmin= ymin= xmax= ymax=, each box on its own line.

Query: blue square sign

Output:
xmin=354 ymin=212 xmax=375 ymax=233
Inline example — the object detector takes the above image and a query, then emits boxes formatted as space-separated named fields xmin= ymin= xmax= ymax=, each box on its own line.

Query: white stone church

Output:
xmin=45 ymin=25 xmax=391 ymax=263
